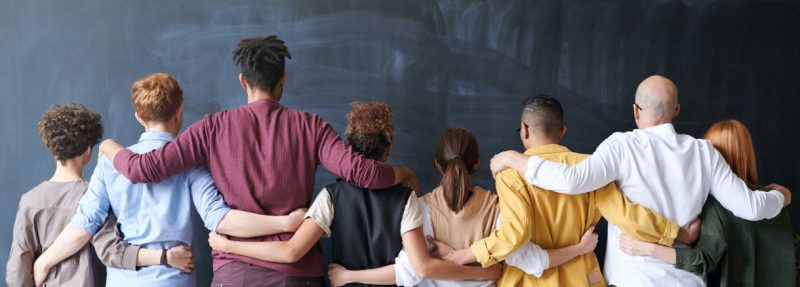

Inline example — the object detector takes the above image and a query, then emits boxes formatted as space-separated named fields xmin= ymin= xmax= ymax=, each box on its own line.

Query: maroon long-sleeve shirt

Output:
xmin=112 ymin=99 xmax=396 ymax=277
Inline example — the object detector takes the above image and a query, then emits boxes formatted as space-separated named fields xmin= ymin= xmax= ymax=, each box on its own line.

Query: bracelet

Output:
xmin=160 ymin=249 xmax=170 ymax=267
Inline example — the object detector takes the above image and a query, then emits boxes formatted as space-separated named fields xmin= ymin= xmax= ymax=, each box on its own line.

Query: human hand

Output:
xmin=676 ymin=218 xmax=701 ymax=245
xmin=327 ymin=264 xmax=352 ymax=287
xmin=489 ymin=150 xmax=526 ymax=178
xmin=619 ymin=234 xmax=654 ymax=256
xmin=427 ymin=235 xmax=455 ymax=260
xmin=32 ymin=258 xmax=51 ymax=287
xmin=767 ymin=183 xmax=791 ymax=207
xmin=577 ymin=226 xmax=599 ymax=255
xmin=400 ymin=166 xmax=420 ymax=192
xmin=167 ymin=245 xmax=195 ymax=273
xmin=283 ymin=208 xmax=308 ymax=232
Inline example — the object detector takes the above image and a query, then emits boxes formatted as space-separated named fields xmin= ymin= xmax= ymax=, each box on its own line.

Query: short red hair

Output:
xmin=131 ymin=73 xmax=183 ymax=122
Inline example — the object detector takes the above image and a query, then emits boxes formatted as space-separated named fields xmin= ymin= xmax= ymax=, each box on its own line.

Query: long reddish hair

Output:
xmin=434 ymin=127 xmax=479 ymax=213
xmin=704 ymin=120 xmax=759 ymax=187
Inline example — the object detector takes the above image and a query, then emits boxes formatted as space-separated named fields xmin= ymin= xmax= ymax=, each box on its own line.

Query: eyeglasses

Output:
xmin=634 ymin=103 xmax=644 ymax=111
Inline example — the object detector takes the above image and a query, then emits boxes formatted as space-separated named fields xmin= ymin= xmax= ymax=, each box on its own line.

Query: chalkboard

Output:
xmin=2 ymin=0 xmax=799 ymax=286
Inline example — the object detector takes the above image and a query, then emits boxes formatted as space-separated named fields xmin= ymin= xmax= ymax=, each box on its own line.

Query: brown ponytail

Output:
xmin=435 ymin=128 xmax=479 ymax=213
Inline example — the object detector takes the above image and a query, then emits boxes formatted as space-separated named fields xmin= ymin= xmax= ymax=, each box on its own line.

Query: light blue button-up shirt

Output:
xmin=72 ymin=131 xmax=231 ymax=287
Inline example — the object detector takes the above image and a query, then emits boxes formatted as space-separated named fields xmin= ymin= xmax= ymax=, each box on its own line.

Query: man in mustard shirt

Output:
xmin=441 ymin=94 xmax=698 ymax=286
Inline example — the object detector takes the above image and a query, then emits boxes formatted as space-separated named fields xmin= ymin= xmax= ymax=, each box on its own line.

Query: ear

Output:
xmin=173 ymin=106 xmax=184 ymax=123
xmin=279 ymin=72 xmax=287 ymax=86
xmin=239 ymin=73 xmax=248 ymax=90
xmin=558 ymin=126 xmax=568 ymax=141
xmin=433 ymin=159 xmax=443 ymax=173
xmin=633 ymin=104 xmax=640 ymax=121
xmin=472 ymin=159 xmax=480 ymax=174
xmin=83 ymin=145 xmax=93 ymax=160
xmin=673 ymin=104 xmax=681 ymax=118
xmin=134 ymin=112 xmax=147 ymax=127
xmin=522 ymin=122 xmax=531 ymax=140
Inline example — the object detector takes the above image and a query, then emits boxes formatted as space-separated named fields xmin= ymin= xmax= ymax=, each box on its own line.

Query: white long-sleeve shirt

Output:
xmin=394 ymin=199 xmax=549 ymax=287
xmin=522 ymin=123 xmax=784 ymax=287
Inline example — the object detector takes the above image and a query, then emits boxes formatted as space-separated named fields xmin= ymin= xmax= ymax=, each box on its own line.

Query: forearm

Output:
xmin=545 ymin=245 xmax=584 ymax=268
xmin=347 ymin=265 xmax=397 ymax=285
xmin=444 ymin=248 xmax=478 ymax=265
xmin=420 ymin=259 xmax=496 ymax=281
xmin=136 ymin=249 xmax=163 ymax=267
xmin=646 ymin=244 xmax=676 ymax=264
xmin=37 ymin=225 xmax=93 ymax=270
xmin=216 ymin=210 xmax=290 ymax=238
xmin=225 ymin=240 xmax=297 ymax=263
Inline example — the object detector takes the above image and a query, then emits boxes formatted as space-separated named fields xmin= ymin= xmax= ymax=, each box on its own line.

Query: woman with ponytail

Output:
xmin=330 ymin=127 xmax=600 ymax=287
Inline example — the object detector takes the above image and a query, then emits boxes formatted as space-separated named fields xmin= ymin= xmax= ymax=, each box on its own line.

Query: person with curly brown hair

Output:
xmin=29 ymin=74 xmax=308 ymax=287
xmin=6 ymin=104 xmax=192 ymax=287
xmin=97 ymin=36 xmax=418 ymax=286
xmin=207 ymin=102 xmax=502 ymax=287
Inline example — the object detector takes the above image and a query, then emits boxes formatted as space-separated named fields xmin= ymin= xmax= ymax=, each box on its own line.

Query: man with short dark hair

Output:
xmin=442 ymin=94 xmax=695 ymax=287
xmin=99 ymin=36 xmax=418 ymax=285
xmin=490 ymin=76 xmax=790 ymax=286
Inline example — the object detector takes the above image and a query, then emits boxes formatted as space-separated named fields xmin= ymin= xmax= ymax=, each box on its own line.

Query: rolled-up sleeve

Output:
xmin=71 ymin=160 xmax=112 ymax=235
xmin=393 ymin=249 xmax=423 ymax=287
xmin=91 ymin=213 xmax=140 ymax=270
xmin=188 ymin=166 xmax=231 ymax=232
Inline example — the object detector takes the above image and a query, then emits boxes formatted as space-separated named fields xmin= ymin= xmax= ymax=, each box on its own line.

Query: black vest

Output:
xmin=327 ymin=180 xmax=412 ymax=287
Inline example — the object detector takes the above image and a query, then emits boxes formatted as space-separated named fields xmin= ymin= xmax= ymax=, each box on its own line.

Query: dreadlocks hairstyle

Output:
xmin=38 ymin=104 xmax=103 ymax=164
xmin=232 ymin=35 xmax=292 ymax=93
xmin=344 ymin=102 xmax=394 ymax=161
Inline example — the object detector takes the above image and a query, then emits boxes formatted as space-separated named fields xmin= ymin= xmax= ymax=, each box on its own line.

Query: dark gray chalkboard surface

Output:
xmin=2 ymin=0 xmax=798 ymax=286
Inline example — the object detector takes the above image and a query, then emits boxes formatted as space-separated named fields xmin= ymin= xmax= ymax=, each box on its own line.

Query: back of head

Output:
xmin=345 ymin=102 xmax=393 ymax=161
xmin=704 ymin=119 xmax=759 ymax=187
xmin=435 ymin=127 xmax=479 ymax=213
xmin=131 ymin=73 xmax=183 ymax=123
xmin=232 ymin=35 xmax=292 ymax=93
xmin=522 ymin=94 xmax=564 ymax=140
xmin=38 ymin=104 xmax=103 ymax=164
xmin=634 ymin=75 xmax=679 ymax=125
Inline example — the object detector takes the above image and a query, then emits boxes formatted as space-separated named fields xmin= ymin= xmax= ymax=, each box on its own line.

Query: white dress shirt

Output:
xmin=394 ymin=199 xmax=550 ymax=287
xmin=522 ymin=123 xmax=784 ymax=287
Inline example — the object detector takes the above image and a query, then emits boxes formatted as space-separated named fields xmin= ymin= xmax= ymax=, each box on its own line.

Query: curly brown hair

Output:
xmin=38 ymin=104 xmax=103 ymax=164
xmin=344 ymin=102 xmax=393 ymax=160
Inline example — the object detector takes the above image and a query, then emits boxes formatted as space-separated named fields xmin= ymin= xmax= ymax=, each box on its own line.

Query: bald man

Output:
xmin=489 ymin=75 xmax=791 ymax=287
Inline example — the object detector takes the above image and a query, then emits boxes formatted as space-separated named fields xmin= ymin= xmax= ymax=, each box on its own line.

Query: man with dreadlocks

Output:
xmin=99 ymin=36 xmax=419 ymax=286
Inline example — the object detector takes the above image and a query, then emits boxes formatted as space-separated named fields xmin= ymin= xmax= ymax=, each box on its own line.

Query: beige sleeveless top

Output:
xmin=422 ymin=185 xmax=500 ymax=250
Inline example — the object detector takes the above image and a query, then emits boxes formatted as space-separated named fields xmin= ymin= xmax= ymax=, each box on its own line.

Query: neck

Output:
xmin=524 ymin=138 xmax=559 ymax=150
xmin=247 ymin=89 xmax=276 ymax=104
xmin=50 ymin=159 xmax=84 ymax=182
xmin=638 ymin=119 xmax=671 ymax=129
xmin=144 ymin=122 xmax=179 ymax=136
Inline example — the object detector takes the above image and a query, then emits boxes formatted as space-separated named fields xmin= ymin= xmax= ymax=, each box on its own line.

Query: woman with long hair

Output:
xmin=329 ymin=127 xmax=599 ymax=287
xmin=619 ymin=119 xmax=795 ymax=286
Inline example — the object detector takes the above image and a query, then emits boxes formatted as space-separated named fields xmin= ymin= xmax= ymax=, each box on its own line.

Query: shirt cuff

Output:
xmin=659 ymin=221 xmax=680 ymax=246
xmin=120 ymin=245 xmax=141 ymax=270
xmin=207 ymin=207 xmax=232 ymax=233
xmin=524 ymin=156 xmax=544 ymax=184
xmin=470 ymin=239 xmax=499 ymax=268
xmin=71 ymin=215 xmax=101 ymax=235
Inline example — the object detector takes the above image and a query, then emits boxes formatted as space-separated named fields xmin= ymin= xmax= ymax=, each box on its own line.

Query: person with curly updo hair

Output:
xmin=209 ymin=102 xmax=503 ymax=287
xmin=6 ymin=104 xmax=145 ymax=287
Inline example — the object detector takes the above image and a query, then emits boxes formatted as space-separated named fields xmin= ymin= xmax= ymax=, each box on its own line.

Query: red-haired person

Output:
xmin=619 ymin=120 xmax=795 ymax=287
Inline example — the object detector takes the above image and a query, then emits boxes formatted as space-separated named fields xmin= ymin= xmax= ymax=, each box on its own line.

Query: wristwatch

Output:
xmin=161 ymin=249 xmax=170 ymax=267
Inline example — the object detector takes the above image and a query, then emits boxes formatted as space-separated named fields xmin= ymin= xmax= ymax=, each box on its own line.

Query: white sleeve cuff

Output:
xmin=394 ymin=249 xmax=423 ymax=286
xmin=504 ymin=242 xmax=548 ymax=278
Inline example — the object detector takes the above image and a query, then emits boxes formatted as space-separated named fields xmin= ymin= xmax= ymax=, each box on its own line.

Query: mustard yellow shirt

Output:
xmin=470 ymin=144 xmax=679 ymax=287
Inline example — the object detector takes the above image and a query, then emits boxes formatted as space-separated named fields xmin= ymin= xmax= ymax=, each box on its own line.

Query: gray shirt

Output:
xmin=6 ymin=180 xmax=139 ymax=287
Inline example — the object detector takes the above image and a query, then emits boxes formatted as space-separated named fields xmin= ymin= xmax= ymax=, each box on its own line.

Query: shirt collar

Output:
xmin=523 ymin=144 xmax=570 ymax=156
xmin=138 ymin=131 xmax=175 ymax=143
xmin=640 ymin=123 xmax=677 ymax=136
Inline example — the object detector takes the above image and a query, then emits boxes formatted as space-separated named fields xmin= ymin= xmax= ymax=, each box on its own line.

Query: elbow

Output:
xmin=416 ymin=263 xmax=435 ymax=279
xmin=282 ymin=245 xmax=304 ymax=263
